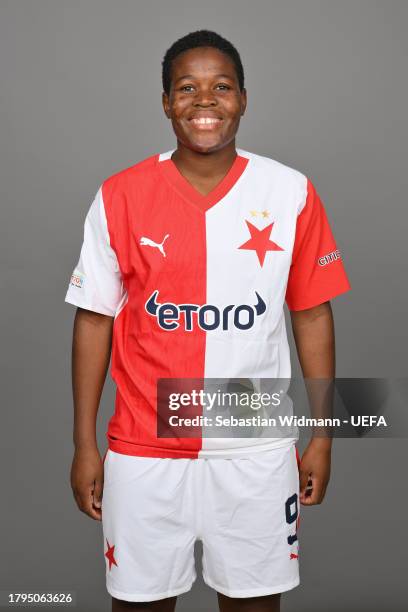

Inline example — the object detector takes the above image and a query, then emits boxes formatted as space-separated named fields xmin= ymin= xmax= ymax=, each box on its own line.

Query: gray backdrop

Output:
xmin=1 ymin=0 xmax=407 ymax=610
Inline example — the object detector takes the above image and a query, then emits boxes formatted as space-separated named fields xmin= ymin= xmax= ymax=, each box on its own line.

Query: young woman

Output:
xmin=66 ymin=30 xmax=350 ymax=612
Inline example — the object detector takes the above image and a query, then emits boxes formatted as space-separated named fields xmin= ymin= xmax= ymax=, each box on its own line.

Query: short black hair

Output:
xmin=162 ymin=29 xmax=244 ymax=95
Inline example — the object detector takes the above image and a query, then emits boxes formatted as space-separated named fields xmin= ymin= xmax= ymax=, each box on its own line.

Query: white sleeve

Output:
xmin=64 ymin=187 xmax=126 ymax=316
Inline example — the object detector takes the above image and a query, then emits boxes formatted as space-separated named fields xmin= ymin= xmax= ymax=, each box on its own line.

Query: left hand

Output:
xmin=299 ymin=438 xmax=332 ymax=505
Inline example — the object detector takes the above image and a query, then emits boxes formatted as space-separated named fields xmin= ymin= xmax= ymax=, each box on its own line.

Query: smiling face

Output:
xmin=162 ymin=47 xmax=247 ymax=154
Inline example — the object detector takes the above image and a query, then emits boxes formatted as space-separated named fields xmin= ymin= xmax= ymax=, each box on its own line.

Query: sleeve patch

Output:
xmin=70 ymin=270 xmax=85 ymax=289
xmin=318 ymin=249 xmax=342 ymax=267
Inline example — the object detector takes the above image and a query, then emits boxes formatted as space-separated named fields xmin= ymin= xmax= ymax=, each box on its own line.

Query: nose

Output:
xmin=193 ymin=87 xmax=217 ymax=106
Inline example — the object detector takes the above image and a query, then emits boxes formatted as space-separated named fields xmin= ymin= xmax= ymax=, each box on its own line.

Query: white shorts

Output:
xmin=101 ymin=443 xmax=300 ymax=602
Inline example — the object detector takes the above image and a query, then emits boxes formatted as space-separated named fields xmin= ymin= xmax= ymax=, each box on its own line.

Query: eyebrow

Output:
xmin=174 ymin=73 xmax=235 ymax=83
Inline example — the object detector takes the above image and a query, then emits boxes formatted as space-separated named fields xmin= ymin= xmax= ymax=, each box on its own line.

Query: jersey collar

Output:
xmin=157 ymin=149 xmax=249 ymax=213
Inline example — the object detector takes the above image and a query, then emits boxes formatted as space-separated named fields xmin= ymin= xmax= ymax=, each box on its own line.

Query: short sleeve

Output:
xmin=285 ymin=178 xmax=351 ymax=311
xmin=64 ymin=187 xmax=126 ymax=316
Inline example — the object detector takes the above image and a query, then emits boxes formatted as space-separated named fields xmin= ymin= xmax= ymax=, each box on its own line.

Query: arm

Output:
xmin=70 ymin=307 xmax=114 ymax=521
xmin=290 ymin=300 xmax=335 ymax=505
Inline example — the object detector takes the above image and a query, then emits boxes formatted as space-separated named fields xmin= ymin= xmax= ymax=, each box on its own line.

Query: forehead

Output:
xmin=171 ymin=46 xmax=237 ymax=80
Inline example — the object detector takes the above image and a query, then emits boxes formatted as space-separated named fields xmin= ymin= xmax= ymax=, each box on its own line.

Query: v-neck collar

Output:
xmin=157 ymin=149 xmax=249 ymax=213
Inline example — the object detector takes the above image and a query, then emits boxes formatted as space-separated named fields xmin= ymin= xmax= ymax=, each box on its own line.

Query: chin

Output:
xmin=187 ymin=139 xmax=227 ymax=154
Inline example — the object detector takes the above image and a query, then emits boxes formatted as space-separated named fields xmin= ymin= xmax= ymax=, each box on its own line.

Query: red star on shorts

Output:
xmin=105 ymin=539 xmax=118 ymax=570
xmin=238 ymin=221 xmax=284 ymax=267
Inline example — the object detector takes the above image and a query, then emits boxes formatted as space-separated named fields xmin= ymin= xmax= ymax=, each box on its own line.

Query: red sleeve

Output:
xmin=285 ymin=178 xmax=351 ymax=311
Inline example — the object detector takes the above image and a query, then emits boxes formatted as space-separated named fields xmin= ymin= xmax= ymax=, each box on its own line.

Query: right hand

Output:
xmin=70 ymin=446 xmax=104 ymax=521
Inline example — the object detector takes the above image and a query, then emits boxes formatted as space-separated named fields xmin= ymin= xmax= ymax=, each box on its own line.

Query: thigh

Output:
xmin=201 ymin=443 xmax=300 ymax=599
xmin=112 ymin=594 xmax=177 ymax=612
xmin=102 ymin=450 xmax=196 ymax=603
xmin=217 ymin=592 xmax=281 ymax=612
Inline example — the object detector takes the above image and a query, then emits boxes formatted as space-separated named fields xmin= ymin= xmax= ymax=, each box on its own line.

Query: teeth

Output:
xmin=191 ymin=117 xmax=221 ymax=124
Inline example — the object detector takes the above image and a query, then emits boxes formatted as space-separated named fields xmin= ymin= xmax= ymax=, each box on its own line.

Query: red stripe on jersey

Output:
xmin=285 ymin=178 xmax=351 ymax=311
xmin=102 ymin=156 xmax=207 ymax=458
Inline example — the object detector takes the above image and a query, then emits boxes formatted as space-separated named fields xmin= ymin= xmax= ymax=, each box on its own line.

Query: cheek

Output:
xmin=170 ymin=97 xmax=190 ymax=116
xmin=222 ymin=111 xmax=242 ymax=132
xmin=171 ymin=117 xmax=189 ymax=136
xmin=221 ymin=99 xmax=242 ymax=120
xmin=169 ymin=108 xmax=187 ymax=131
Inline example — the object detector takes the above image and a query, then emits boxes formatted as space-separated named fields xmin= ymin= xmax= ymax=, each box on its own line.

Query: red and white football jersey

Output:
xmin=65 ymin=149 xmax=351 ymax=458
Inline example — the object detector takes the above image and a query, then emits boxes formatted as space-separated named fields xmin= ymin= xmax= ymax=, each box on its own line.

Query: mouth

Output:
xmin=188 ymin=116 xmax=224 ymax=130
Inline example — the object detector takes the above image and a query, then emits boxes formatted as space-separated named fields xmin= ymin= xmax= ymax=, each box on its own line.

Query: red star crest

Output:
xmin=238 ymin=220 xmax=284 ymax=266
xmin=105 ymin=539 xmax=118 ymax=570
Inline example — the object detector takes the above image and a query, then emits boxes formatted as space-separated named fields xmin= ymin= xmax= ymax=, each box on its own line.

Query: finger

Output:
xmin=83 ymin=495 xmax=103 ymax=521
xmin=310 ymin=475 xmax=329 ymax=504
xmin=74 ymin=488 xmax=102 ymax=521
xmin=300 ymin=489 xmax=313 ymax=504
xmin=299 ymin=474 xmax=313 ymax=503
xmin=302 ymin=477 xmax=324 ymax=505
xmin=93 ymin=477 xmax=104 ymax=509
xmin=299 ymin=468 xmax=311 ymax=497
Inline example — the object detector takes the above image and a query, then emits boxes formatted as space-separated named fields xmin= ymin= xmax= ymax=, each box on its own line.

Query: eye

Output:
xmin=180 ymin=85 xmax=195 ymax=92
xmin=215 ymin=83 xmax=231 ymax=90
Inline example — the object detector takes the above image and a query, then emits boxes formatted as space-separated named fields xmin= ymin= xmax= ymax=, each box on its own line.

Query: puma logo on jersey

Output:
xmin=145 ymin=290 xmax=267 ymax=331
xmin=140 ymin=234 xmax=169 ymax=257
xmin=290 ymin=553 xmax=299 ymax=560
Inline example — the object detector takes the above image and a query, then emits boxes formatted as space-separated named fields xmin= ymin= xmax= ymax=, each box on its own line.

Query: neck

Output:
xmin=171 ymin=141 xmax=237 ymax=178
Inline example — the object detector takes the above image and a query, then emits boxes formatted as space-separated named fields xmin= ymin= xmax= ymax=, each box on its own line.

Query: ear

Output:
xmin=240 ymin=88 xmax=248 ymax=116
xmin=162 ymin=91 xmax=171 ymax=119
